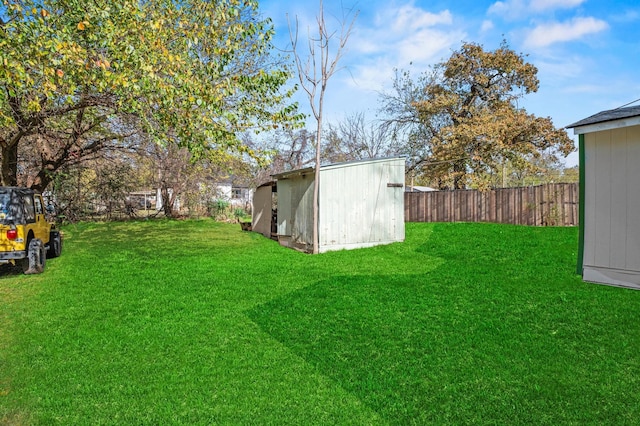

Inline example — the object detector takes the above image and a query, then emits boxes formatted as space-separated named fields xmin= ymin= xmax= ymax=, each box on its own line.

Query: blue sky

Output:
xmin=258 ymin=0 xmax=640 ymax=167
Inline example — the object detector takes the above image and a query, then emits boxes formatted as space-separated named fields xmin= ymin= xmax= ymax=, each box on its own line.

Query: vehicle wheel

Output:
xmin=22 ymin=238 xmax=46 ymax=274
xmin=47 ymin=231 xmax=62 ymax=259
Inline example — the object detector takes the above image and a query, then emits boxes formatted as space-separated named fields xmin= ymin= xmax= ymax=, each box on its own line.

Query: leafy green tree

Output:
xmin=380 ymin=41 xmax=574 ymax=189
xmin=0 ymin=0 xmax=300 ymax=191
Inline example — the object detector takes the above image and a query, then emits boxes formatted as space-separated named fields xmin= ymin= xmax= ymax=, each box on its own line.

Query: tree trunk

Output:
xmin=31 ymin=162 xmax=57 ymax=193
xmin=1 ymin=143 xmax=19 ymax=187
xmin=161 ymin=186 xmax=175 ymax=217
xmin=453 ymin=160 xmax=466 ymax=189
xmin=312 ymin=117 xmax=322 ymax=254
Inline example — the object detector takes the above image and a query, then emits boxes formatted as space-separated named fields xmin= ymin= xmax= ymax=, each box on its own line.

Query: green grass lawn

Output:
xmin=1 ymin=220 xmax=640 ymax=424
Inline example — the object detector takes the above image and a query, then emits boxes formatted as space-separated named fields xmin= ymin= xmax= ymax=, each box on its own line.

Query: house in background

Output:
xmin=253 ymin=157 xmax=406 ymax=253
xmin=215 ymin=182 xmax=253 ymax=208
xmin=567 ymin=105 xmax=640 ymax=289
xmin=152 ymin=181 xmax=252 ymax=214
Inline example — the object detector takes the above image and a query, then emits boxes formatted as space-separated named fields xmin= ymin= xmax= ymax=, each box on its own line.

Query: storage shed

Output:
xmin=567 ymin=106 xmax=640 ymax=289
xmin=255 ymin=157 xmax=405 ymax=253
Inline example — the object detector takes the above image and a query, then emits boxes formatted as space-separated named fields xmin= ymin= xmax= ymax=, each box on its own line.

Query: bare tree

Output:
xmin=289 ymin=0 xmax=358 ymax=254
xmin=262 ymin=128 xmax=315 ymax=176
xmin=140 ymin=141 xmax=199 ymax=218
xmin=324 ymin=112 xmax=395 ymax=162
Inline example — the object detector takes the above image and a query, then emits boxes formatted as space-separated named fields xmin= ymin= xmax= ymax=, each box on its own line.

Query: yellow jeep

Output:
xmin=0 ymin=187 xmax=62 ymax=274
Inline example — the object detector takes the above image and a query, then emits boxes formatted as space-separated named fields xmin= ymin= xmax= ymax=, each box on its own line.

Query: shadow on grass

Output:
xmin=247 ymin=223 xmax=640 ymax=424
xmin=0 ymin=264 xmax=23 ymax=278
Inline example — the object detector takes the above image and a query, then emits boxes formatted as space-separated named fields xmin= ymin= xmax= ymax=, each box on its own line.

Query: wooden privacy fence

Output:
xmin=405 ymin=183 xmax=579 ymax=226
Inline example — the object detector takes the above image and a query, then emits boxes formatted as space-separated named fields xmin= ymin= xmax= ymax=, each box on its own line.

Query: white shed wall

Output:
xmin=276 ymin=174 xmax=314 ymax=250
xmin=276 ymin=179 xmax=293 ymax=237
xmin=583 ymin=126 xmax=640 ymax=288
xmin=318 ymin=158 xmax=405 ymax=253
xmin=252 ymin=185 xmax=273 ymax=238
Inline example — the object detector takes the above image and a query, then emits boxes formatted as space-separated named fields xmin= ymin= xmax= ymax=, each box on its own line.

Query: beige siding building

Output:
xmin=568 ymin=106 xmax=640 ymax=289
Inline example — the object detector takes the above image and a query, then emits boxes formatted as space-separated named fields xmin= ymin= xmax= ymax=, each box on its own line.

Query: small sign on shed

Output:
xmin=567 ymin=106 xmax=640 ymax=289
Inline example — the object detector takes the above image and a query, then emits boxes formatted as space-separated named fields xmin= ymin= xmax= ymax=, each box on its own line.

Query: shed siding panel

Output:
xmin=574 ymin=108 xmax=640 ymax=288
xmin=583 ymin=124 xmax=640 ymax=287
xmin=252 ymin=185 xmax=272 ymax=238
xmin=318 ymin=158 xmax=404 ymax=252
xmin=610 ymin=127 xmax=629 ymax=269
xmin=593 ymin=130 xmax=612 ymax=268
xmin=626 ymin=126 xmax=640 ymax=270
xmin=277 ymin=179 xmax=293 ymax=236
xmin=291 ymin=175 xmax=314 ymax=247
xmin=318 ymin=166 xmax=350 ymax=246
xmin=583 ymin=133 xmax=597 ymax=268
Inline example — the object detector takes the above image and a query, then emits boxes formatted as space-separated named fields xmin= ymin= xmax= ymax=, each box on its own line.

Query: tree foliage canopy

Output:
xmin=381 ymin=41 xmax=574 ymax=189
xmin=0 ymin=0 xmax=301 ymax=190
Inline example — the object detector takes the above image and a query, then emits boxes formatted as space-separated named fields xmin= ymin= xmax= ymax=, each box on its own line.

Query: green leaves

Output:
xmin=0 ymin=0 xmax=301 ymax=188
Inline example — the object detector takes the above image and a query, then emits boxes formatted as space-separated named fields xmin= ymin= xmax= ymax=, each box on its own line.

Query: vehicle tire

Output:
xmin=22 ymin=238 xmax=46 ymax=274
xmin=47 ymin=231 xmax=62 ymax=259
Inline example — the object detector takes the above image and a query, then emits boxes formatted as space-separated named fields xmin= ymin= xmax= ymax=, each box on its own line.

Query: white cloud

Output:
xmin=529 ymin=0 xmax=586 ymax=12
xmin=488 ymin=0 xmax=527 ymax=19
xmin=481 ymin=20 xmax=495 ymax=32
xmin=524 ymin=17 xmax=609 ymax=48
xmin=386 ymin=5 xmax=453 ymax=32
xmin=347 ymin=2 xmax=464 ymax=92
xmin=533 ymin=54 xmax=587 ymax=81
xmin=393 ymin=28 xmax=461 ymax=65
xmin=611 ymin=9 xmax=640 ymax=24
xmin=344 ymin=58 xmax=396 ymax=92
xmin=488 ymin=0 xmax=586 ymax=19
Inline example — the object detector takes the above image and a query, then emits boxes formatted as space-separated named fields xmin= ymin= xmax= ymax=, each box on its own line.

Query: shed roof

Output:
xmin=271 ymin=166 xmax=314 ymax=180
xmin=567 ymin=105 xmax=640 ymax=134
xmin=271 ymin=156 xmax=405 ymax=180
